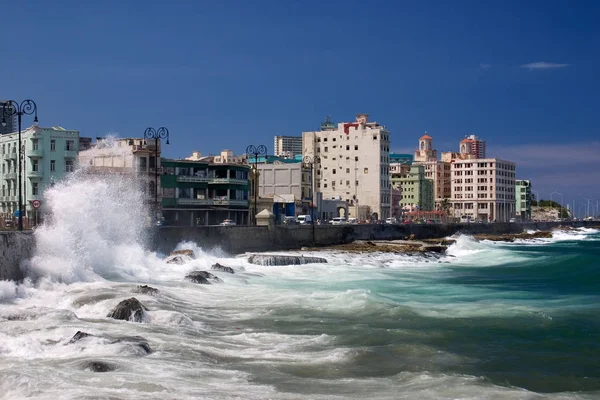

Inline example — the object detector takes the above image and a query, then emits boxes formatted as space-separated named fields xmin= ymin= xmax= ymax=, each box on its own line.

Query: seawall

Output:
xmin=0 ymin=231 xmax=35 ymax=282
xmin=151 ymin=221 xmax=598 ymax=255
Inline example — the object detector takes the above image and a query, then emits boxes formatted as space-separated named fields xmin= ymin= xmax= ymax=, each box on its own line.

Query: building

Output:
xmin=79 ymin=137 xmax=165 ymax=215
xmin=412 ymin=133 xmax=451 ymax=208
xmin=302 ymin=114 xmax=391 ymax=221
xmin=450 ymin=158 xmax=516 ymax=222
xmin=160 ymin=158 xmax=250 ymax=226
xmin=515 ymin=180 xmax=532 ymax=221
xmin=0 ymin=101 xmax=16 ymax=135
xmin=459 ymin=134 xmax=486 ymax=158
xmin=0 ymin=125 xmax=80 ymax=225
xmin=274 ymin=135 xmax=302 ymax=158
xmin=391 ymin=164 xmax=434 ymax=212
xmin=256 ymin=161 xmax=308 ymax=222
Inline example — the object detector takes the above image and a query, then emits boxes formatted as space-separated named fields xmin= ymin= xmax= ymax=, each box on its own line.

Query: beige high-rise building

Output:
xmin=412 ymin=133 xmax=451 ymax=208
xmin=274 ymin=135 xmax=302 ymax=158
xmin=302 ymin=114 xmax=391 ymax=221
xmin=450 ymin=158 xmax=516 ymax=222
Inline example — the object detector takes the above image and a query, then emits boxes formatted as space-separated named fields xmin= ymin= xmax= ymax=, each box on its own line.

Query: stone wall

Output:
xmin=0 ymin=231 xmax=35 ymax=281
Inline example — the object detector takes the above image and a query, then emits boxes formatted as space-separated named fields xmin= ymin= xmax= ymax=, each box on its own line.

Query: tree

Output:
xmin=440 ymin=198 xmax=451 ymax=215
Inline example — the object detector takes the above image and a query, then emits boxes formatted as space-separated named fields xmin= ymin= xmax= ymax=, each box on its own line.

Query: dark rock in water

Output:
xmin=83 ymin=361 xmax=117 ymax=373
xmin=419 ymin=245 xmax=447 ymax=253
xmin=166 ymin=255 xmax=186 ymax=265
xmin=116 ymin=336 xmax=153 ymax=354
xmin=68 ymin=331 xmax=94 ymax=344
xmin=247 ymin=254 xmax=328 ymax=266
xmin=107 ymin=298 xmax=148 ymax=323
xmin=211 ymin=263 xmax=235 ymax=274
xmin=132 ymin=285 xmax=159 ymax=295
xmin=185 ymin=271 xmax=223 ymax=284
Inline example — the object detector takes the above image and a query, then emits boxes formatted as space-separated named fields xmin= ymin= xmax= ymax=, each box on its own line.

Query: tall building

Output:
xmin=0 ymin=101 xmax=16 ymax=135
xmin=0 ymin=125 xmax=80 ymax=223
xmin=412 ymin=133 xmax=451 ymax=208
xmin=391 ymin=164 xmax=434 ymax=211
xmin=450 ymin=159 xmax=516 ymax=222
xmin=459 ymin=134 xmax=486 ymax=158
xmin=515 ymin=180 xmax=532 ymax=221
xmin=274 ymin=135 xmax=302 ymax=158
xmin=302 ymin=114 xmax=391 ymax=221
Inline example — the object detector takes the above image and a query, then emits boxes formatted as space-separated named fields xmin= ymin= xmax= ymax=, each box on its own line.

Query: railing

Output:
xmin=28 ymin=149 xmax=44 ymax=157
xmin=176 ymin=198 xmax=248 ymax=206
xmin=210 ymin=178 xmax=247 ymax=185
xmin=64 ymin=150 xmax=77 ymax=158
xmin=176 ymin=175 xmax=211 ymax=183
xmin=7 ymin=152 xmax=17 ymax=159
xmin=27 ymin=170 xmax=43 ymax=178
xmin=5 ymin=172 xmax=17 ymax=180
xmin=175 ymin=176 xmax=247 ymax=185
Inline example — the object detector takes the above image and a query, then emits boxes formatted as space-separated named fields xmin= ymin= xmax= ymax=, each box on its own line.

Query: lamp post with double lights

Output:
xmin=302 ymin=155 xmax=321 ymax=223
xmin=246 ymin=144 xmax=267 ymax=225
xmin=1 ymin=100 xmax=38 ymax=231
xmin=143 ymin=127 xmax=169 ymax=221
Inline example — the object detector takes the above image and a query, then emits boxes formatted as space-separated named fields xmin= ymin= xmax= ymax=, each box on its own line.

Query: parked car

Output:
xmin=331 ymin=217 xmax=347 ymax=225
xmin=220 ymin=219 xmax=236 ymax=226
xmin=296 ymin=215 xmax=312 ymax=224
xmin=283 ymin=216 xmax=296 ymax=225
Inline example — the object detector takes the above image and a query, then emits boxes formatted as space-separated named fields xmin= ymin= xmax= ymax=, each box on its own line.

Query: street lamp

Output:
xmin=246 ymin=144 xmax=267 ymax=225
xmin=2 ymin=100 xmax=38 ymax=231
xmin=302 ymin=155 xmax=320 ymax=223
xmin=550 ymin=191 xmax=563 ymax=218
xmin=143 ymin=127 xmax=169 ymax=221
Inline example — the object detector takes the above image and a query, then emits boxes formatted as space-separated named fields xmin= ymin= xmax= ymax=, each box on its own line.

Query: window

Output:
xmin=355 ymin=156 xmax=359 ymax=161
xmin=32 ymin=182 xmax=39 ymax=196
xmin=364 ymin=168 xmax=368 ymax=174
xmin=346 ymin=168 xmax=350 ymax=173
xmin=332 ymin=169 xmax=336 ymax=174
xmin=32 ymin=160 xmax=39 ymax=172
xmin=50 ymin=160 xmax=56 ymax=172
xmin=50 ymin=140 xmax=56 ymax=151
xmin=346 ymin=145 xmax=350 ymax=150
xmin=1 ymin=185 xmax=4 ymax=196
xmin=66 ymin=140 xmax=75 ymax=151
xmin=66 ymin=160 xmax=74 ymax=172
xmin=354 ymin=145 xmax=358 ymax=151
xmin=32 ymin=139 xmax=39 ymax=151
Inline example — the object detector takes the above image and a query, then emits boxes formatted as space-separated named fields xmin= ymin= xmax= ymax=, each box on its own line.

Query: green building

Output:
xmin=161 ymin=159 xmax=250 ymax=226
xmin=515 ymin=179 xmax=532 ymax=221
xmin=391 ymin=164 xmax=434 ymax=211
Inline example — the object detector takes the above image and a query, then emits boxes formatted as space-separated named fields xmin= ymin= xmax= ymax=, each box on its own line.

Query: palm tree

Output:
xmin=440 ymin=198 xmax=451 ymax=215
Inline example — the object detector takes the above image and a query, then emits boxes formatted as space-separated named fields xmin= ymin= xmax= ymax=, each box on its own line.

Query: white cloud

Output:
xmin=520 ymin=62 xmax=569 ymax=70
xmin=492 ymin=142 xmax=600 ymax=167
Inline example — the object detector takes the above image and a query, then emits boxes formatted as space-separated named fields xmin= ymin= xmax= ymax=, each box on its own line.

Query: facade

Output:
xmin=274 ymin=135 xmax=302 ymax=158
xmin=412 ymin=134 xmax=451 ymax=208
xmin=450 ymin=158 xmax=516 ymax=222
xmin=0 ymin=101 xmax=16 ymax=135
xmin=515 ymin=179 xmax=532 ymax=221
xmin=0 ymin=125 xmax=80 ymax=224
xmin=256 ymin=161 xmax=308 ymax=221
xmin=160 ymin=159 xmax=250 ymax=226
xmin=459 ymin=134 xmax=486 ymax=158
xmin=302 ymin=114 xmax=391 ymax=221
xmin=391 ymin=164 xmax=434 ymax=212
xmin=79 ymin=137 xmax=164 ymax=210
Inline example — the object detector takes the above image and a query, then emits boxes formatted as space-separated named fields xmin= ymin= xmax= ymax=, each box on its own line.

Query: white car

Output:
xmin=220 ymin=219 xmax=236 ymax=226
xmin=330 ymin=217 xmax=347 ymax=225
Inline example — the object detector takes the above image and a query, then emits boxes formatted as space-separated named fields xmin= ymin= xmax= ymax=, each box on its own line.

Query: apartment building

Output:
xmin=302 ymin=114 xmax=391 ymax=221
xmin=274 ymin=135 xmax=302 ymax=158
xmin=515 ymin=179 xmax=532 ymax=221
xmin=459 ymin=134 xmax=486 ymax=158
xmin=0 ymin=101 xmax=16 ymax=135
xmin=412 ymin=133 xmax=451 ymax=208
xmin=391 ymin=164 xmax=434 ymax=211
xmin=0 ymin=125 xmax=80 ymax=223
xmin=450 ymin=158 xmax=516 ymax=222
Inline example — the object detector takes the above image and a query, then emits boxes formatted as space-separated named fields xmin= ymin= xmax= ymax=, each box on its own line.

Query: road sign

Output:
xmin=31 ymin=200 xmax=41 ymax=209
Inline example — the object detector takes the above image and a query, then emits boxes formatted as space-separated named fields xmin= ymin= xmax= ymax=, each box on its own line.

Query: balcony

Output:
xmin=5 ymin=172 xmax=17 ymax=180
xmin=176 ymin=198 xmax=248 ymax=207
xmin=28 ymin=149 xmax=44 ymax=158
xmin=209 ymin=178 xmax=248 ymax=185
xmin=7 ymin=152 xmax=17 ymax=160
xmin=64 ymin=150 xmax=77 ymax=158
xmin=27 ymin=170 xmax=43 ymax=179
xmin=176 ymin=175 xmax=211 ymax=183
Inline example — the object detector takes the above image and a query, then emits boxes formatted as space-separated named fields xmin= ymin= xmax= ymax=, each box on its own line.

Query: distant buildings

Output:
xmin=412 ymin=133 xmax=451 ymax=208
xmin=391 ymin=164 xmax=434 ymax=212
xmin=274 ymin=135 xmax=302 ymax=158
xmin=1 ymin=125 xmax=80 ymax=223
xmin=515 ymin=179 xmax=532 ymax=221
xmin=0 ymin=101 xmax=16 ymax=135
xmin=302 ymin=114 xmax=391 ymax=221
xmin=459 ymin=134 xmax=486 ymax=158
xmin=389 ymin=153 xmax=413 ymax=165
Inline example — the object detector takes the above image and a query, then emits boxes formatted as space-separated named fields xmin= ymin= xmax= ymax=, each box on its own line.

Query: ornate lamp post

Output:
xmin=302 ymin=155 xmax=320 ymax=222
xmin=143 ymin=127 xmax=169 ymax=221
xmin=246 ymin=144 xmax=267 ymax=225
xmin=1 ymin=100 xmax=38 ymax=231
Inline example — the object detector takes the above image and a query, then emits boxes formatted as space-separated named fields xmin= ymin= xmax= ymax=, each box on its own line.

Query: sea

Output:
xmin=1 ymin=169 xmax=599 ymax=399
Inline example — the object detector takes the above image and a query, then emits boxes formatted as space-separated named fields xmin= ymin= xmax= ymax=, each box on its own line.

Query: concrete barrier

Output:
xmin=0 ymin=231 xmax=35 ymax=281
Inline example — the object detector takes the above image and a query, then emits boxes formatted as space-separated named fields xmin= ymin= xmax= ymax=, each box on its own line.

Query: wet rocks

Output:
xmin=132 ymin=285 xmax=159 ymax=295
xmin=247 ymin=254 xmax=328 ymax=266
xmin=474 ymin=231 xmax=552 ymax=242
xmin=68 ymin=330 xmax=93 ymax=344
xmin=185 ymin=271 xmax=223 ymax=284
xmin=166 ymin=256 xmax=186 ymax=265
xmin=165 ymin=249 xmax=195 ymax=264
xmin=83 ymin=361 xmax=117 ymax=373
xmin=66 ymin=331 xmax=152 ymax=355
xmin=211 ymin=263 xmax=235 ymax=274
xmin=107 ymin=297 xmax=148 ymax=323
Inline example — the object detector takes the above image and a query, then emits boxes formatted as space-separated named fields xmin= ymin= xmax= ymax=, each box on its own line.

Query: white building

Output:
xmin=412 ymin=133 xmax=451 ymax=208
xmin=302 ymin=114 xmax=391 ymax=221
xmin=450 ymin=158 xmax=516 ymax=222
xmin=274 ymin=136 xmax=302 ymax=158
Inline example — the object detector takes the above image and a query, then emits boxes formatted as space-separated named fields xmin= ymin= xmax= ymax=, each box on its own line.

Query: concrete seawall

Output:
xmin=0 ymin=231 xmax=35 ymax=282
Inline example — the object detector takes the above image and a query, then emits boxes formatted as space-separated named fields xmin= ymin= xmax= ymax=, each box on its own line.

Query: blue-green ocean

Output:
xmin=1 ymin=222 xmax=599 ymax=399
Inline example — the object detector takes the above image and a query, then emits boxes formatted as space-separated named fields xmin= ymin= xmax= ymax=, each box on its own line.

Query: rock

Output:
xmin=166 ymin=255 xmax=186 ymax=265
xmin=474 ymin=231 xmax=553 ymax=242
xmin=68 ymin=331 xmax=94 ymax=344
xmin=185 ymin=271 xmax=223 ymax=284
xmin=66 ymin=331 xmax=152 ymax=355
xmin=211 ymin=263 xmax=235 ymax=274
xmin=408 ymin=234 xmax=416 ymax=240
xmin=107 ymin=298 xmax=148 ymax=323
xmin=132 ymin=285 xmax=159 ymax=295
xmin=83 ymin=361 xmax=117 ymax=373
xmin=419 ymin=245 xmax=447 ymax=253
xmin=170 ymin=249 xmax=195 ymax=257
xmin=247 ymin=254 xmax=328 ymax=266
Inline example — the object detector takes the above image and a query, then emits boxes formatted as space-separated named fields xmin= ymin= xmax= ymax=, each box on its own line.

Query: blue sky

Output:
xmin=3 ymin=0 xmax=599 ymax=214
